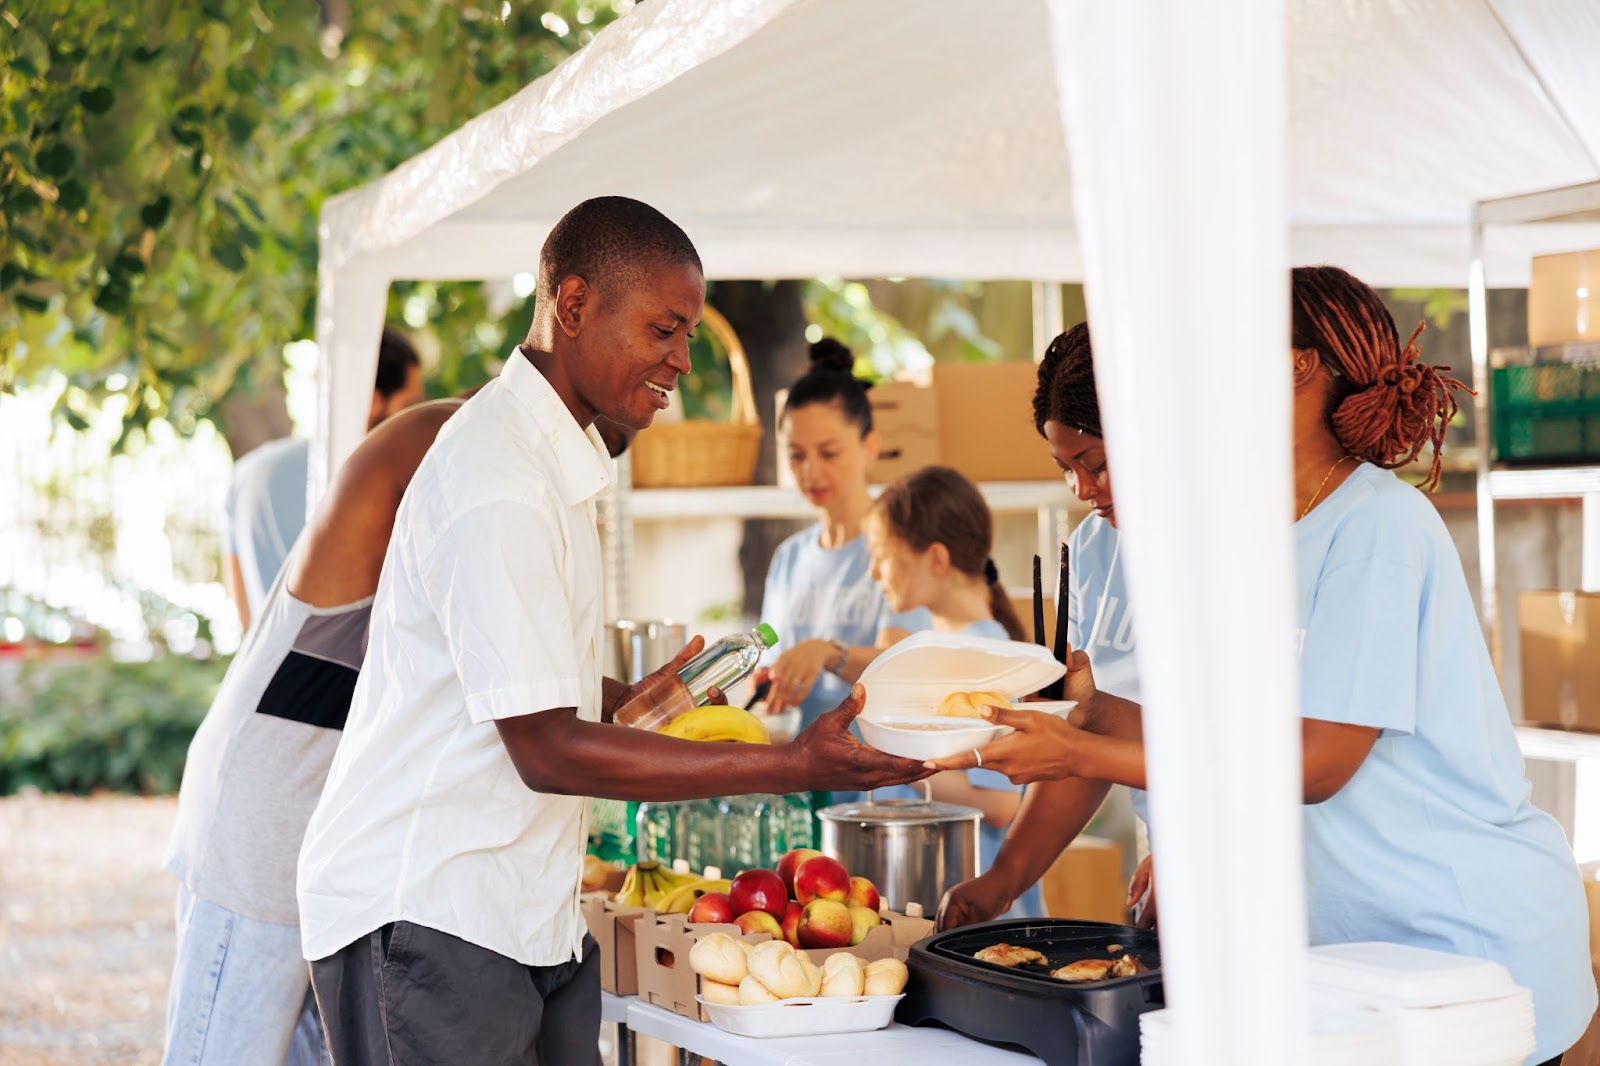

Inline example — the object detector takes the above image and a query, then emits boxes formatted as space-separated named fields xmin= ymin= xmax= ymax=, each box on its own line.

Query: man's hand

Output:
xmin=791 ymin=685 xmax=930 ymax=792
xmin=937 ymin=871 xmax=1016 ymax=931
xmin=767 ymin=639 xmax=837 ymax=714
xmin=607 ymin=637 xmax=727 ymax=724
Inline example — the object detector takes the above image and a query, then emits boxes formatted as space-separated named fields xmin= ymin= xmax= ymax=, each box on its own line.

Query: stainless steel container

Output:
xmin=818 ymin=796 xmax=980 ymax=915
xmin=604 ymin=620 xmax=688 ymax=684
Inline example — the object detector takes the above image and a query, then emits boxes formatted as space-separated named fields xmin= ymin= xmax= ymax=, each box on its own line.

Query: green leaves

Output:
xmin=35 ymin=142 xmax=75 ymax=178
xmin=78 ymin=85 xmax=115 ymax=114
xmin=140 ymin=195 xmax=173 ymax=229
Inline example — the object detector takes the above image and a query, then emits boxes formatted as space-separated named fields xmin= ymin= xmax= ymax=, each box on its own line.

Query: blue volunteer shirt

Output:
xmin=1069 ymin=467 xmax=1595 ymax=1063
xmin=224 ymin=438 xmax=310 ymax=620
xmin=760 ymin=524 xmax=929 ymax=730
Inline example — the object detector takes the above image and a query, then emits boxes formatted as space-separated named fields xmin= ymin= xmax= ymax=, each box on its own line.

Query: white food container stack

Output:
xmin=1141 ymin=943 xmax=1534 ymax=1066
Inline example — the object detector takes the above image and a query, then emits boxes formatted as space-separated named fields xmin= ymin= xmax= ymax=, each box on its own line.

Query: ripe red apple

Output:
xmin=793 ymin=855 xmax=850 ymax=904
xmin=846 ymin=876 xmax=881 ymax=912
xmin=687 ymin=891 xmax=735 ymax=925
xmin=848 ymin=904 xmax=881 ymax=946
xmin=728 ymin=868 xmax=788 ymax=919
xmin=776 ymin=847 xmax=823 ymax=896
xmin=797 ymin=898 xmax=854 ymax=949
xmin=735 ymin=909 xmax=783 ymax=939
xmin=779 ymin=900 xmax=803 ymax=948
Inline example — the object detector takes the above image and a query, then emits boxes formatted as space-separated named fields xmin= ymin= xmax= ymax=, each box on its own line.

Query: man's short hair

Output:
xmin=536 ymin=197 xmax=701 ymax=307
xmin=375 ymin=329 xmax=420 ymax=399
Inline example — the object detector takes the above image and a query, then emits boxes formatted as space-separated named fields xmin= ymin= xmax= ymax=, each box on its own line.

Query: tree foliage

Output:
xmin=2 ymin=0 xmax=618 ymax=443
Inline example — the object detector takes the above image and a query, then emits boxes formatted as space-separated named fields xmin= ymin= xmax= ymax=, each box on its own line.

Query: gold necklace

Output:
xmin=1299 ymin=455 xmax=1356 ymax=520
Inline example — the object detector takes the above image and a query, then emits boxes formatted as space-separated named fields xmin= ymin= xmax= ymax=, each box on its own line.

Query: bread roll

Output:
xmin=738 ymin=974 xmax=781 ymax=1005
xmin=700 ymin=978 xmax=742 ymax=1006
xmin=819 ymin=953 xmax=866 ymax=997
xmin=748 ymin=940 xmax=816 ymax=999
xmin=796 ymin=950 xmax=823 ymax=997
xmin=935 ymin=690 xmax=1011 ymax=718
xmin=688 ymin=933 xmax=748 ymax=985
xmin=863 ymin=957 xmax=909 ymax=995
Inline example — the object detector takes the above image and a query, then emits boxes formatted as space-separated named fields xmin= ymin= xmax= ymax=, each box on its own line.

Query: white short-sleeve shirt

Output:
xmin=297 ymin=351 xmax=613 ymax=967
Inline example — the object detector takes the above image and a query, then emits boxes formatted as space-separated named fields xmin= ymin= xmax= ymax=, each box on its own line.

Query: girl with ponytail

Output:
xmin=935 ymin=268 xmax=1592 ymax=1065
xmin=864 ymin=465 xmax=1041 ymax=919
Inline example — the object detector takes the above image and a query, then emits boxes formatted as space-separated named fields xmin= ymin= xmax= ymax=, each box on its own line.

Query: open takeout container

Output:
xmin=857 ymin=631 xmax=1068 ymax=759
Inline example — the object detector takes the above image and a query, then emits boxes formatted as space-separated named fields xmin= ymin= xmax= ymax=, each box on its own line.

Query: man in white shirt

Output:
xmin=297 ymin=197 xmax=927 ymax=1066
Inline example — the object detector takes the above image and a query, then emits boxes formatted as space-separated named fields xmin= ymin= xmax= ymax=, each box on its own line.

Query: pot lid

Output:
xmin=818 ymin=798 xmax=983 ymax=826
xmin=857 ymin=630 xmax=1067 ymax=717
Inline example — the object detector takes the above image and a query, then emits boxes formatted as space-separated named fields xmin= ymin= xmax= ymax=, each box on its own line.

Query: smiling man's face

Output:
xmin=565 ymin=259 xmax=705 ymax=432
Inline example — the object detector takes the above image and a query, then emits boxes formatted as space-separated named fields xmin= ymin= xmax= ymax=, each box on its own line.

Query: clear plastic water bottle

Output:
xmin=614 ymin=623 xmax=780 ymax=732
xmin=677 ymin=623 xmax=779 ymax=704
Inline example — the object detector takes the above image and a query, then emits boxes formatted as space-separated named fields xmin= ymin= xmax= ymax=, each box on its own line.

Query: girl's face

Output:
xmin=866 ymin=513 xmax=940 ymax=614
xmin=1044 ymin=419 xmax=1116 ymax=527
xmin=785 ymin=402 xmax=878 ymax=513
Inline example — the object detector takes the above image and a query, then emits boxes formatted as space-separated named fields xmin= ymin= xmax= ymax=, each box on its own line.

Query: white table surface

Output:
xmin=601 ymin=991 xmax=631 ymax=1024
xmin=623 ymin=999 xmax=1044 ymax=1065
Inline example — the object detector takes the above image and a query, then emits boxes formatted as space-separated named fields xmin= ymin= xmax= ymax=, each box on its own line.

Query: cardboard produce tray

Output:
xmin=633 ymin=907 xmax=935 ymax=1021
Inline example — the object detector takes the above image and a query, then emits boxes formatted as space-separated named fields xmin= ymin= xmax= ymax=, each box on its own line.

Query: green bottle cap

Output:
xmin=755 ymin=622 xmax=779 ymax=648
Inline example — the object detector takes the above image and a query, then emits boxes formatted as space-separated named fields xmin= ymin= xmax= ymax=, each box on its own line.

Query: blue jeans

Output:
xmin=163 ymin=885 xmax=331 ymax=1066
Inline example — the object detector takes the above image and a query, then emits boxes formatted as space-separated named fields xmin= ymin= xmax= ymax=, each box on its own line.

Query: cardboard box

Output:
xmin=931 ymin=361 xmax=1061 ymax=482
xmin=580 ymin=893 xmax=651 ymax=995
xmin=1519 ymin=590 xmax=1600 ymax=732
xmin=776 ymin=381 xmax=941 ymax=488
xmin=1039 ymin=835 xmax=1127 ymax=924
xmin=1530 ymin=250 xmax=1600 ymax=348
xmin=633 ymin=908 xmax=935 ymax=1021
xmin=1009 ymin=595 xmax=1060 ymax=647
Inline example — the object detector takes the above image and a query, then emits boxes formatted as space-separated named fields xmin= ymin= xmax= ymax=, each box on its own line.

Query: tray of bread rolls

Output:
xmin=900 ymin=918 xmax=1163 ymax=1066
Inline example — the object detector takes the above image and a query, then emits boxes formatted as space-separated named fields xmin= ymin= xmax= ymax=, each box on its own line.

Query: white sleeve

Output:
xmin=419 ymin=496 xmax=582 ymax=724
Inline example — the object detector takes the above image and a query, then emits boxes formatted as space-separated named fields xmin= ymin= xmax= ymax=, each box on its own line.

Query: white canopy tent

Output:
xmin=312 ymin=2 xmax=1600 ymax=1062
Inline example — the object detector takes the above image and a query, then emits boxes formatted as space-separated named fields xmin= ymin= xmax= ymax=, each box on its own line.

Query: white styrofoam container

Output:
xmin=856 ymin=632 xmax=1068 ymax=759
xmin=1307 ymin=942 xmax=1519 ymax=1009
xmin=695 ymin=993 xmax=904 ymax=1038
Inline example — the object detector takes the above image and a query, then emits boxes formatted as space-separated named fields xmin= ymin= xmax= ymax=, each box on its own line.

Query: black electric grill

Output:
xmin=898 ymin=918 xmax=1164 ymax=1066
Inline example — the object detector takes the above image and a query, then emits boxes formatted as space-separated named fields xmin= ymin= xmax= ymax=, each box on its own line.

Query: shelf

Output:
xmin=1486 ymin=466 xmax=1600 ymax=500
xmin=618 ymin=481 xmax=1076 ymax=521
xmin=1515 ymin=725 xmax=1600 ymax=763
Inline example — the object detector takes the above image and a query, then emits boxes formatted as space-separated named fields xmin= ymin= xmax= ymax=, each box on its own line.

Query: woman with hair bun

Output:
xmin=935 ymin=267 xmax=1594 ymax=1066
xmin=761 ymin=339 xmax=931 ymax=730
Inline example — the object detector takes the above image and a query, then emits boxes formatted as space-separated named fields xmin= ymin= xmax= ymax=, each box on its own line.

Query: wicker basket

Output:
xmin=629 ymin=305 xmax=763 ymax=488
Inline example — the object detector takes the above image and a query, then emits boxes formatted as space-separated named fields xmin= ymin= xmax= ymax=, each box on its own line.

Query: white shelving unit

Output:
xmin=1470 ymin=182 xmax=1600 ymax=856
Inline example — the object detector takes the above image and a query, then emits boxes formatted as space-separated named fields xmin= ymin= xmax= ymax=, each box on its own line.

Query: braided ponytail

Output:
xmin=1291 ymin=266 xmax=1471 ymax=491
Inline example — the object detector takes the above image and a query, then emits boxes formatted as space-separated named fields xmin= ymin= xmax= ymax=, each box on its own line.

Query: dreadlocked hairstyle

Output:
xmin=1032 ymin=321 xmax=1101 ymax=440
xmin=1291 ymin=266 xmax=1471 ymax=492
xmin=871 ymin=466 xmax=1026 ymax=641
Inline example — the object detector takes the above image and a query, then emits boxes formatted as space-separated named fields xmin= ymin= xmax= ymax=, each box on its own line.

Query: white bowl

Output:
xmin=696 ymin=993 xmax=903 ymax=1038
xmin=856 ymin=715 xmax=1008 ymax=760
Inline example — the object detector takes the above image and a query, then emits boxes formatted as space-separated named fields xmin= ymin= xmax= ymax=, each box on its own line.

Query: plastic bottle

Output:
xmin=615 ymin=623 xmax=780 ymax=731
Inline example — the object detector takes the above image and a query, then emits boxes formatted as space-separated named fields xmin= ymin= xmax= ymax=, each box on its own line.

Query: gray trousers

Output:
xmin=309 ymin=923 xmax=601 ymax=1066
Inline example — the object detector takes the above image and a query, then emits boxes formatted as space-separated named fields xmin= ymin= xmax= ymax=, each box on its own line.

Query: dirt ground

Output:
xmin=0 ymin=792 xmax=176 ymax=1066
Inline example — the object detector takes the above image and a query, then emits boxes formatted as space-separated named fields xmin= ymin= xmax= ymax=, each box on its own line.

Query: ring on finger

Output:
xmin=972 ymin=748 xmax=983 ymax=768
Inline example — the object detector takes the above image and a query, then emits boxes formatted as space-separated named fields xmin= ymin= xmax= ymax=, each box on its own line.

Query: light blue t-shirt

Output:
xmin=224 ymin=438 xmax=310 ymax=621
xmin=1070 ymin=467 xmax=1595 ymax=1062
xmin=760 ymin=524 xmax=930 ymax=730
xmin=871 ymin=619 xmax=1044 ymax=921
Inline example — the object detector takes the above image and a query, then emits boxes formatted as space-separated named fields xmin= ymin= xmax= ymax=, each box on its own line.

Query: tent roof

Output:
xmin=322 ymin=0 xmax=1600 ymax=290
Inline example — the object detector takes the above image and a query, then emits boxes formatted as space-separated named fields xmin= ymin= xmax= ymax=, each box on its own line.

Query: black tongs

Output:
xmin=1033 ymin=543 xmax=1070 ymax=700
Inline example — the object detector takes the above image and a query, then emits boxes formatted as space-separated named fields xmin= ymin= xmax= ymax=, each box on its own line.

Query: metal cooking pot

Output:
xmin=605 ymin=620 xmax=688 ymax=684
xmin=819 ymin=793 xmax=979 ymax=916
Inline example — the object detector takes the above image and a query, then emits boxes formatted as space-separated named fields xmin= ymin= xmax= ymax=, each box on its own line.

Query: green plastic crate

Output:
xmin=1492 ymin=364 xmax=1600 ymax=462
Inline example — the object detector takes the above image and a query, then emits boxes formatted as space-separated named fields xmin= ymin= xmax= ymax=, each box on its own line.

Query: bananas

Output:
xmin=614 ymin=860 xmax=720 ymax=910
xmin=659 ymin=705 xmax=771 ymax=744
xmin=655 ymin=877 xmax=732 ymax=915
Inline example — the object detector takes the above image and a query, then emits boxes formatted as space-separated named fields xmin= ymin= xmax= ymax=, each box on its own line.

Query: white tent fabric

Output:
xmin=312 ymin=2 xmax=1600 ymax=1062
xmin=315 ymin=0 xmax=1600 ymax=486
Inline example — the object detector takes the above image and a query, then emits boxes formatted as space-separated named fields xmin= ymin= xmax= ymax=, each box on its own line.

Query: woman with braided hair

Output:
xmin=934 ymin=266 xmax=1593 ymax=1065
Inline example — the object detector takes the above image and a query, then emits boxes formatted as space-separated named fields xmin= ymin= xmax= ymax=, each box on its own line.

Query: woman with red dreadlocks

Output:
xmin=934 ymin=266 xmax=1594 ymax=1066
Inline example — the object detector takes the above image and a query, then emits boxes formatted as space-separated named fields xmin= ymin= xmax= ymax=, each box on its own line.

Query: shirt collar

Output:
xmin=500 ymin=349 xmax=616 ymax=506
